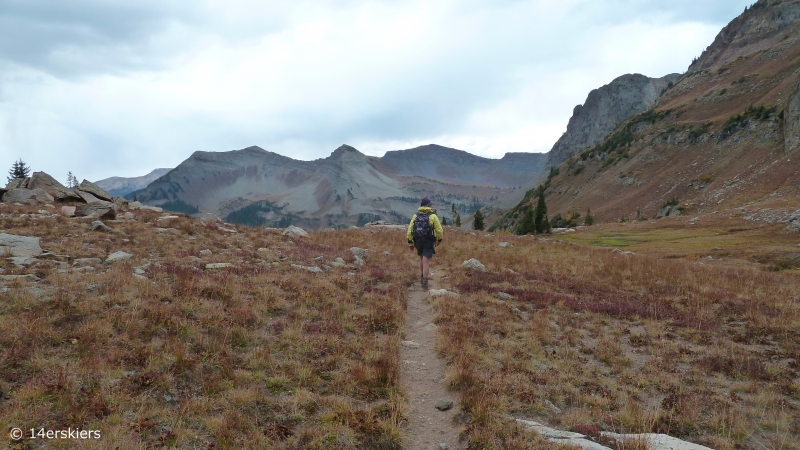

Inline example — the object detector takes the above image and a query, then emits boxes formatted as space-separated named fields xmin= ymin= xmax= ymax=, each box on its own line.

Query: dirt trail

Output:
xmin=400 ymin=270 xmax=462 ymax=449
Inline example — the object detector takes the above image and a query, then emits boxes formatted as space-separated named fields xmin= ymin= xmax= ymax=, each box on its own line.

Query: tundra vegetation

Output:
xmin=0 ymin=203 xmax=799 ymax=449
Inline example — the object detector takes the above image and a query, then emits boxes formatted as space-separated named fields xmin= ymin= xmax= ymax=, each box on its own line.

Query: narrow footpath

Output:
xmin=400 ymin=271 xmax=462 ymax=449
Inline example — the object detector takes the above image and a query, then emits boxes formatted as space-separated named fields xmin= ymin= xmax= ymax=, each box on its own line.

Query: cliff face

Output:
xmin=547 ymin=73 xmax=681 ymax=168
xmin=506 ymin=0 xmax=800 ymax=229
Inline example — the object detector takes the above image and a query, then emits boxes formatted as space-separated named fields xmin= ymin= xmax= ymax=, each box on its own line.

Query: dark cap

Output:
xmin=421 ymin=197 xmax=432 ymax=207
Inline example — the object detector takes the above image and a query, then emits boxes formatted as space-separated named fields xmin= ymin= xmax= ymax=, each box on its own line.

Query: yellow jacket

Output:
xmin=407 ymin=206 xmax=443 ymax=245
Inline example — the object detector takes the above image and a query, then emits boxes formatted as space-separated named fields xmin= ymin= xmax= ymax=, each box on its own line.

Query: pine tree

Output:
xmin=584 ymin=208 xmax=594 ymax=226
xmin=534 ymin=188 xmax=549 ymax=234
xmin=66 ymin=172 xmax=79 ymax=188
xmin=455 ymin=212 xmax=461 ymax=227
xmin=7 ymin=159 xmax=31 ymax=183
xmin=442 ymin=217 xmax=448 ymax=226
xmin=517 ymin=206 xmax=535 ymax=235
xmin=473 ymin=209 xmax=485 ymax=231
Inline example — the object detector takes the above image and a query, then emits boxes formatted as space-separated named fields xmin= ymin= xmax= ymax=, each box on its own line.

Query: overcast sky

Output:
xmin=1 ymin=0 xmax=754 ymax=182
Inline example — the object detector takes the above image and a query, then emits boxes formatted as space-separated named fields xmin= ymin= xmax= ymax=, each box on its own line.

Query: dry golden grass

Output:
xmin=0 ymin=204 xmax=416 ymax=449
xmin=3 ymin=203 xmax=800 ymax=449
xmin=429 ymin=224 xmax=800 ymax=449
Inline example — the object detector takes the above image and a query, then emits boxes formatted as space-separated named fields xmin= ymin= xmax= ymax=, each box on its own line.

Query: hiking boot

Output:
xmin=422 ymin=278 xmax=429 ymax=289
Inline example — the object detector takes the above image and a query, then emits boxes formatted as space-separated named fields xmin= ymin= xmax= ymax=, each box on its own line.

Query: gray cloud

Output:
xmin=0 ymin=0 xmax=756 ymax=181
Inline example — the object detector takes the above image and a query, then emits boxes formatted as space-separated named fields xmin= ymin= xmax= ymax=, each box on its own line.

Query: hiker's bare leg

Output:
xmin=422 ymin=256 xmax=430 ymax=279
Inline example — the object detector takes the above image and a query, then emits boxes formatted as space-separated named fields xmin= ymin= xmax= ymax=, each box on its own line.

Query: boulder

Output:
xmin=8 ymin=256 xmax=38 ymax=267
xmin=128 ymin=201 xmax=163 ymax=212
xmin=330 ymin=257 xmax=347 ymax=267
xmin=350 ymin=247 xmax=369 ymax=259
xmin=499 ymin=242 xmax=512 ymax=247
xmin=74 ymin=189 xmax=104 ymax=204
xmin=74 ymin=258 xmax=102 ymax=266
xmin=291 ymin=264 xmax=323 ymax=273
xmin=282 ymin=225 xmax=309 ymax=238
xmin=0 ymin=233 xmax=43 ymax=257
xmin=90 ymin=221 xmax=112 ymax=232
xmin=5 ymin=178 xmax=29 ymax=189
xmin=112 ymin=196 xmax=129 ymax=207
xmin=75 ymin=202 xmax=117 ymax=220
xmin=105 ymin=251 xmax=132 ymax=263
xmin=205 ymin=263 xmax=233 ymax=269
xmin=2 ymin=188 xmax=54 ymax=205
xmin=28 ymin=172 xmax=82 ymax=202
xmin=435 ymin=399 xmax=454 ymax=411
xmin=77 ymin=179 xmax=113 ymax=202
xmin=462 ymin=258 xmax=486 ymax=271
xmin=429 ymin=289 xmax=460 ymax=297
xmin=61 ymin=206 xmax=76 ymax=217
xmin=788 ymin=218 xmax=800 ymax=233
xmin=199 ymin=249 xmax=213 ymax=256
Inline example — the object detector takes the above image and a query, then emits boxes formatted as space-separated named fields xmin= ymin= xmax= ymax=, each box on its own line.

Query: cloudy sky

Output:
xmin=1 ymin=0 xmax=754 ymax=182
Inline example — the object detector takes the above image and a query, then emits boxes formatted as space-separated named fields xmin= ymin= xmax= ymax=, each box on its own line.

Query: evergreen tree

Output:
xmin=473 ymin=208 xmax=485 ymax=231
xmin=455 ymin=212 xmax=461 ymax=227
xmin=517 ymin=206 xmax=534 ymax=235
xmin=442 ymin=217 xmax=448 ymax=226
xmin=533 ymin=188 xmax=550 ymax=234
xmin=584 ymin=208 xmax=594 ymax=226
xmin=7 ymin=159 xmax=31 ymax=183
xmin=66 ymin=172 xmax=79 ymax=188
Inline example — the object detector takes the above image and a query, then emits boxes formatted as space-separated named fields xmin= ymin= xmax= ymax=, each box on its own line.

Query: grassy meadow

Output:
xmin=1 ymin=202 xmax=799 ymax=449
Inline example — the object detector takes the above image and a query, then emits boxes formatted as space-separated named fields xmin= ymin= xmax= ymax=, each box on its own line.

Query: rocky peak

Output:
xmin=546 ymin=72 xmax=680 ymax=167
xmin=690 ymin=0 xmax=800 ymax=72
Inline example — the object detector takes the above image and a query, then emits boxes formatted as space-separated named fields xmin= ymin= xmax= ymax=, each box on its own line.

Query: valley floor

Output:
xmin=1 ymin=202 xmax=799 ymax=449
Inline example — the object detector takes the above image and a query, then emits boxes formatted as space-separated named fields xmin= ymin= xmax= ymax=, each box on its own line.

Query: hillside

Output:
xmin=95 ymin=168 xmax=172 ymax=197
xmin=133 ymin=144 xmax=547 ymax=229
xmin=496 ymin=0 xmax=800 ymax=231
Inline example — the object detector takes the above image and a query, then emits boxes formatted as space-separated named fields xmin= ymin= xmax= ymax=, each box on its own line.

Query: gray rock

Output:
xmin=496 ymin=292 xmax=514 ymax=299
xmin=461 ymin=258 xmax=486 ymax=271
xmin=0 ymin=274 xmax=40 ymax=282
xmin=291 ymin=264 xmax=323 ymax=273
xmin=8 ymin=256 xmax=38 ymax=267
xmin=5 ymin=178 xmax=29 ymax=189
xmin=282 ymin=225 xmax=309 ymax=238
xmin=121 ymin=212 xmax=136 ymax=220
xmin=2 ymin=188 xmax=54 ymax=205
xmin=199 ymin=249 xmax=213 ymax=256
xmin=157 ymin=215 xmax=180 ymax=222
xmin=28 ymin=172 xmax=82 ymax=202
xmin=350 ymin=247 xmax=369 ymax=259
xmin=74 ymin=189 xmax=104 ymax=204
xmin=383 ymin=251 xmax=392 ymax=256
xmin=133 ymin=274 xmax=149 ymax=281
xmin=77 ymin=179 xmax=113 ymax=202
xmin=353 ymin=255 xmax=365 ymax=266
xmin=105 ymin=251 xmax=133 ymax=263
xmin=544 ymin=399 xmax=562 ymax=414
xmin=75 ymin=202 xmax=117 ymax=220
xmin=439 ymin=444 xmax=448 ymax=450
xmin=547 ymin=73 xmax=680 ymax=167
xmin=429 ymin=289 xmax=460 ymax=297
xmin=601 ymin=432 xmax=714 ymax=450
xmin=205 ymin=263 xmax=233 ymax=269
xmin=331 ymin=257 xmax=346 ymax=267
xmin=788 ymin=218 xmax=800 ymax=232
xmin=113 ymin=196 xmax=129 ymax=207
xmin=435 ymin=399 xmax=454 ymax=411
xmin=0 ymin=233 xmax=43 ymax=257
xmin=499 ymin=242 xmax=512 ymax=247
xmin=74 ymin=258 xmax=102 ymax=266
xmin=401 ymin=340 xmax=421 ymax=349
xmin=90 ymin=221 xmax=112 ymax=232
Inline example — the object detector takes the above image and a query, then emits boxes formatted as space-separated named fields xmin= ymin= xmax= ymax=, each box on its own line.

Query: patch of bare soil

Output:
xmin=401 ymin=271 xmax=463 ymax=449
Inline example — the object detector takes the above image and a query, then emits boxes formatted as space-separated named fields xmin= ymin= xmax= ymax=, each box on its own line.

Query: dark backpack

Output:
xmin=413 ymin=213 xmax=434 ymax=241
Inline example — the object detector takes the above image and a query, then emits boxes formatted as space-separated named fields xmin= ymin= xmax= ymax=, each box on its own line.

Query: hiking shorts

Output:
xmin=414 ymin=239 xmax=435 ymax=258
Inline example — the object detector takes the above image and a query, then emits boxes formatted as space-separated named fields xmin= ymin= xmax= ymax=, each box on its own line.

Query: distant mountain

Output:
xmin=95 ymin=168 xmax=172 ymax=197
xmin=496 ymin=0 xmax=800 ymax=230
xmin=134 ymin=144 xmax=547 ymax=229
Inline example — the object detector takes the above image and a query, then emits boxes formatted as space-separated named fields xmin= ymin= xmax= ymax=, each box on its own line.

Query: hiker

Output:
xmin=407 ymin=197 xmax=443 ymax=289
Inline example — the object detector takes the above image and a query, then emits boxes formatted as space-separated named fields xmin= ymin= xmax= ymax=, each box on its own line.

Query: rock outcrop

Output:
xmin=27 ymin=172 xmax=82 ymax=202
xmin=0 ymin=233 xmax=43 ymax=257
xmin=547 ymin=73 xmax=680 ymax=167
